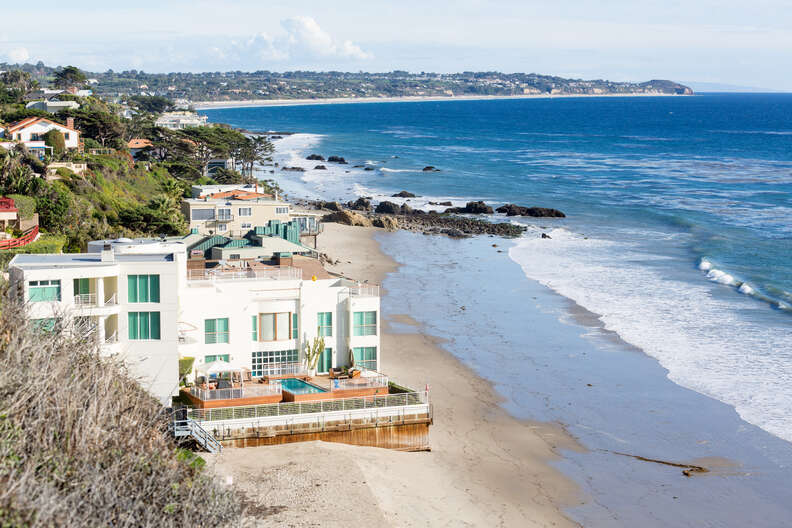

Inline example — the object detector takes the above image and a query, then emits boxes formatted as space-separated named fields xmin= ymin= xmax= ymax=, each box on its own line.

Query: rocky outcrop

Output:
xmin=392 ymin=191 xmax=417 ymax=198
xmin=320 ymin=201 xmax=342 ymax=211
xmin=281 ymin=166 xmax=306 ymax=172
xmin=444 ymin=201 xmax=494 ymax=214
xmin=306 ymin=154 xmax=325 ymax=161
xmin=327 ymin=156 xmax=347 ymax=164
xmin=372 ymin=216 xmax=399 ymax=231
xmin=422 ymin=166 xmax=439 ymax=172
xmin=495 ymin=204 xmax=566 ymax=218
xmin=364 ymin=167 xmax=375 ymax=171
xmin=313 ymin=165 xmax=327 ymax=170
xmin=322 ymin=210 xmax=373 ymax=227
xmin=375 ymin=201 xmax=415 ymax=215
xmin=347 ymin=197 xmax=372 ymax=211
xmin=429 ymin=201 xmax=452 ymax=206
xmin=398 ymin=214 xmax=525 ymax=238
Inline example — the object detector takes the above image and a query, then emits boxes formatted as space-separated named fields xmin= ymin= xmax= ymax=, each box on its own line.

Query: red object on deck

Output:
xmin=0 ymin=197 xmax=18 ymax=212
xmin=0 ymin=226 xmax=39 ymax=250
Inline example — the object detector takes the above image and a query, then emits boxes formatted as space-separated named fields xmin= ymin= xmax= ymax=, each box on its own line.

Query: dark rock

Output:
xmin=496 ymin=204 xmax=566 ymax=218
xmin=327 ymin=156 xmax=347 ymax=164
xmin=422 ymin=166 xmax=439 ymax=172
xmin=541 ymin=233 xmax=552 ymax=239
xmin=322 ymin=210 xmax=372 ymax=227
xmin=347 ymin=197 xmax=372 ymax=211
xmin=429 ymin=201 xmax=453 ymax=207
xmin=281 ymin=166 xmax=306 ymax=172
xmin=392 ymin=191 xmax=417 ymax=198
xmin=444 ymin=201 xmax=494 ymax=215
xmin=352 ymin=165 xmax=364 ymax=168
xmin=364 ymin=167 xmax=375 ymax=171
xmin=306 ymin=154 xmax=325 ymax=161
xmin=374 ymin=201 xmax=401 ymax=214
xmin=321 ymin=201 xmax=342 ymax=211
xmin=313 ymin=165 xmax=327 ymax=170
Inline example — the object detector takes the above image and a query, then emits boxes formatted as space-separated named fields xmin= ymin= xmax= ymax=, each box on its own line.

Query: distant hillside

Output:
xmin=0 ymin=62 xmax=693 ymax=102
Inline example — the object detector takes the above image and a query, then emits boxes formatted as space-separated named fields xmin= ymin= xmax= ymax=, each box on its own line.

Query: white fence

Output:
xmin=330 ymin=371 xmax=389 ymax=391
xmin=188 ymin=266 xmax=302 ymax=282
xmin=349 ymin=284 xmax=379 ymax=297
xmin=190 ymin=384 xmax=282 ymax=402
xmin=74 ymin=293 xmax=97 ymax=306
xmin=188 ymin=390 xmax=428 ymax=423
xmin=257 ymin=361 xmax=306 ymax=377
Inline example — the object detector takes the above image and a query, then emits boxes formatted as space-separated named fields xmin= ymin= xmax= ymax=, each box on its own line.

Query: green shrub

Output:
xmin=5 ymin=194 xmax=35 ymax=220
xmin=43 ymin=129 xmax=66 ymax=155
xmin=0 ymin=234 xmax=67 ymax=269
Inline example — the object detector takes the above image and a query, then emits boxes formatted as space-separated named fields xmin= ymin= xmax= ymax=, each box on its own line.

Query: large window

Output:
xmin=276 ymin=207 xmax=288 ymax=214
xmin=217 ymin=208 xmax=232 ymax=220
xmin=205 ymin=354 xmax=230 ymax=364
xmin=293 ymin=313 xmax=299 ymax=339
xmin=352 ymin=347 xmax=377 ymax=371
xmin=192 ymin=209 xmax=214 ymax=220
xmin=257 ymin=312 xmax=292 ymax=341
xmin=317 ymin=312 xmax=333 ymax=337
xmin=205 ymin=318 xmax=230 ymax=344
xmin=353 ymin=311 xmax=377 ymax=336
xmin=32 ymin=317 xmax=60 ymax=333
xmin=127 ymin=274 xmax=160 ymax=303
xmin=128 ymin=312 xmax=161 ymax=340
xmin=28 ymin=280 xmax=61 ymax=302
xmin=238 ymin=207 xmax=252 ymax=217
xmin=251 ymin=315 xmax=257 ymax=340
xmin=251 ymin=349 xmax=299 ymax=377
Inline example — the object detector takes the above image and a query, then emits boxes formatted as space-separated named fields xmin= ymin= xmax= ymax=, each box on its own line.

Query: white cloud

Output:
xmin=6 ymin=47 xmax=30 ymax=63
xmin=222 ymin=17 xmax=372 ymax=66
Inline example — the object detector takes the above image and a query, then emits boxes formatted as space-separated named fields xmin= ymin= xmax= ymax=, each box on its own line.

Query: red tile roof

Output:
xmin=6 ymin=117 xmax=78 ymax=134
xmin=127 ymin=138 xmax=153 ymax=149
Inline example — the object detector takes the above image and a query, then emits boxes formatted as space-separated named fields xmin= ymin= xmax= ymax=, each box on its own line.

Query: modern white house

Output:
xmin=8 ymin=238 xmax=381 ymax=406
xmin=155 ymin=111 xmax=208 ymax=130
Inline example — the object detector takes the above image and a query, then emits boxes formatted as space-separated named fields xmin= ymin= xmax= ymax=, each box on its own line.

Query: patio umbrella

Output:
xmin=196 ymin=360 xmax=245 ymax=385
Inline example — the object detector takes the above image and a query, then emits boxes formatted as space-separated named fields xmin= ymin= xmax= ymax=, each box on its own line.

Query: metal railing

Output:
xmin=349 ymin=284 xmax=380 ymax=298
xmin=256 ymin=361 xmax=306 ymax=377
xmin=188 ymin=266 xmax=302 ymax=282
xmin=104 ymin=332 xmax=118 ymax=344
xmin=330 ymin=371 xmax=389 ymax=391
xmin=74 ymin=293 xmax=98 ymax=306
xmin=104 ymin=293 xmax=118 ymax=306
xmin=203 ymin=332 xmax=230 ymax=344
xmin=190 ymin=384 xmax=282 ymax=402
xmin=188 ymin=390 xmax=429 ymax=422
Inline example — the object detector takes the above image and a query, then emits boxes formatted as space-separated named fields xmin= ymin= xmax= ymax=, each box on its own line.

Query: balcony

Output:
xmin=188 ymin=266 xmax=302 ymax=282
xmin=183 ymin=383 xmax=283 ymax=408
xmin=73 ymin=293 xmax=118 ymax=308
xmin=206 ymin=215 xmax=234 ymax=224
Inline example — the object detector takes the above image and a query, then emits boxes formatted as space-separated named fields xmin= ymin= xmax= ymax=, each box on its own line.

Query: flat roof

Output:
xmin=10 ymin=252 xmax=174 ymax=268
xmin=183 ymin=198 xmax=289 ymax=206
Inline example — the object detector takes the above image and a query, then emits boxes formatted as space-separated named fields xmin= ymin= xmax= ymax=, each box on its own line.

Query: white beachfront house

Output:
xmin=155 ymin=111 xmax=208 ymax=130
xmin=181 ymin=195 xmax=291 ymax=237
xmin=8 ymin=238 xmax=381 ymax=406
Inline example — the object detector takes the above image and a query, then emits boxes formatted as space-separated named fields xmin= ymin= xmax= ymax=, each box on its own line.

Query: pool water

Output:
xmin=279 ymin=378 xmax=327 ymax=394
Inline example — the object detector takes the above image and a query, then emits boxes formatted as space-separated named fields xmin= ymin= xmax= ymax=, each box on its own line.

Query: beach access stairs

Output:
xmin=171 ymin=416 xmax=223 ymax=453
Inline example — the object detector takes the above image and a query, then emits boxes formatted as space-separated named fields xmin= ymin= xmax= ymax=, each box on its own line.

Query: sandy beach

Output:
xmin=205 ymin=223 xmax=582 ymax=527
xmin=193 ymin=92 xmax=679 ymax=111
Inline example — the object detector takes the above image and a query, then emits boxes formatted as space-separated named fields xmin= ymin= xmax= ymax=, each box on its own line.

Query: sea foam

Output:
xmin=509 ymin=228 xmax=792 ymax=443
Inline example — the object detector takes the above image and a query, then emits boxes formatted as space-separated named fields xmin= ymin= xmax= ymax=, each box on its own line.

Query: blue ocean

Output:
xmin=204 ymin=95 xmax=792 ymax=445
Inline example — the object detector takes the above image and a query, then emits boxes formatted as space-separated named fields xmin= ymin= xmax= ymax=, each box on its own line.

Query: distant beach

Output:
xmin=193 ymin=92 xmax=681 ymax=110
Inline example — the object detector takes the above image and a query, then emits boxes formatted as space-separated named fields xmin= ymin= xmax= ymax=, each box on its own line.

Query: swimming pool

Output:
xmin=279 ymin=378 xmax=327 ymax=395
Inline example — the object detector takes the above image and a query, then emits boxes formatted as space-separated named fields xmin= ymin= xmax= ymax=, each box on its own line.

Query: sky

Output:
xmin=1 ymin=0 xmax=791 ymax=90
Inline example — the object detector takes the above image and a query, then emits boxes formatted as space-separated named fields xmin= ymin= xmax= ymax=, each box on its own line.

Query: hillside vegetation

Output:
xmin=0 ymin=298 xmax=242 ymax=527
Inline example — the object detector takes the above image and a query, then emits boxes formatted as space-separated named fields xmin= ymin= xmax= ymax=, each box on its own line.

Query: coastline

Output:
xmin=193 ymin=92 xmax=682 ymax=110
xmin=207 ymin=223 xmax=582 ymax=527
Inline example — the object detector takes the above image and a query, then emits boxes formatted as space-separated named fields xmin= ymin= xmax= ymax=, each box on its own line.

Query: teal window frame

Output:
xmin=204 ymin=354 xmax=230 ymax=364
xmin=317 ymin=312 xmax=333 ymax=337
xmin=292 ymin=313 xmax=298 ymax=339
xmin=73 ymin=278 xmax=90 ymax=296
xmin=352 ymin=347 xmax=377 ymax=370
xmin=32 ymin=317 xmax=59 ymax=333
xmin=205 ymin=318 xmax=230 ymax=344
xmin=318 ymin=347 xmax=332 ymax=373
xmin=127 ymin=274 xmax=160 ymax=303
xmin=251 ymin=315 xmax=257 ymax=340
xmin=28 ymin=280 xmax=61 ymax=302
xmin=128 ymin=311 xmax=161 ymax=340
xmin=352 ymin=311 xmax=377 ymax=336
xmin=251 ymin=349 xmax=299 ymax=377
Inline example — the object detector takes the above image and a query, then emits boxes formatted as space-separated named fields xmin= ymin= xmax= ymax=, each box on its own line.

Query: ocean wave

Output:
xmin=379 ymin=168 xmax=419 ymax=173
xmin=510 ymin=230 xmax=792 ymax=443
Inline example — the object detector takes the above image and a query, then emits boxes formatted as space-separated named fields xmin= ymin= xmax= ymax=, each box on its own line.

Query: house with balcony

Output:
xmin=181 ymin=196 xmax=292 ymax=237
xmin=7 ymin=237 xmax=382 ymax=408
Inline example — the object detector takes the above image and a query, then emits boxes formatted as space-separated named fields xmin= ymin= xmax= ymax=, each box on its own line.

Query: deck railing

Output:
xmin=330 ymin=371 xmax=389 ymax=391
xmin=0 ymin=225 xmax=38 ymax=250
xmin=190 ymin=384 xmax=282 ymax=402
xmin=188 ymin=390 xmax=429 ymax=422
xmin=256 ymin=361 xmax=306 ymax=377
xmin=188 ymin=266 xmax=302 ymax=282
xmin=349 ymin=284 xmax=379 ymax=298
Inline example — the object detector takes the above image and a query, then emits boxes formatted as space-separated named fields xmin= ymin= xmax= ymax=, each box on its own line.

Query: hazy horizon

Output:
xmin=2 ymin=1 xmax=791 ymax=91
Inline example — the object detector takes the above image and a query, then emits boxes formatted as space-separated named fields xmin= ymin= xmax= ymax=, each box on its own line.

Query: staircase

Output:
xmin=172 ymin=417 xmax=223 ymax=453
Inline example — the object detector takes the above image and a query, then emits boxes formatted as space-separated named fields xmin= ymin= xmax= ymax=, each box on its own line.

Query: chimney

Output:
xmin=100 ymin=244 xmax=114 ymax=263
xmin=66 ymin=117 xmax=75 ymax=130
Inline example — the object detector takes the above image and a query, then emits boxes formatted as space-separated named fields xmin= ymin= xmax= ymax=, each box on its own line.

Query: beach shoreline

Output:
xmin=206 ymin=223 xmax=583 ymax=527
xmin=194 ymin=92 xmax=683 ymax=110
